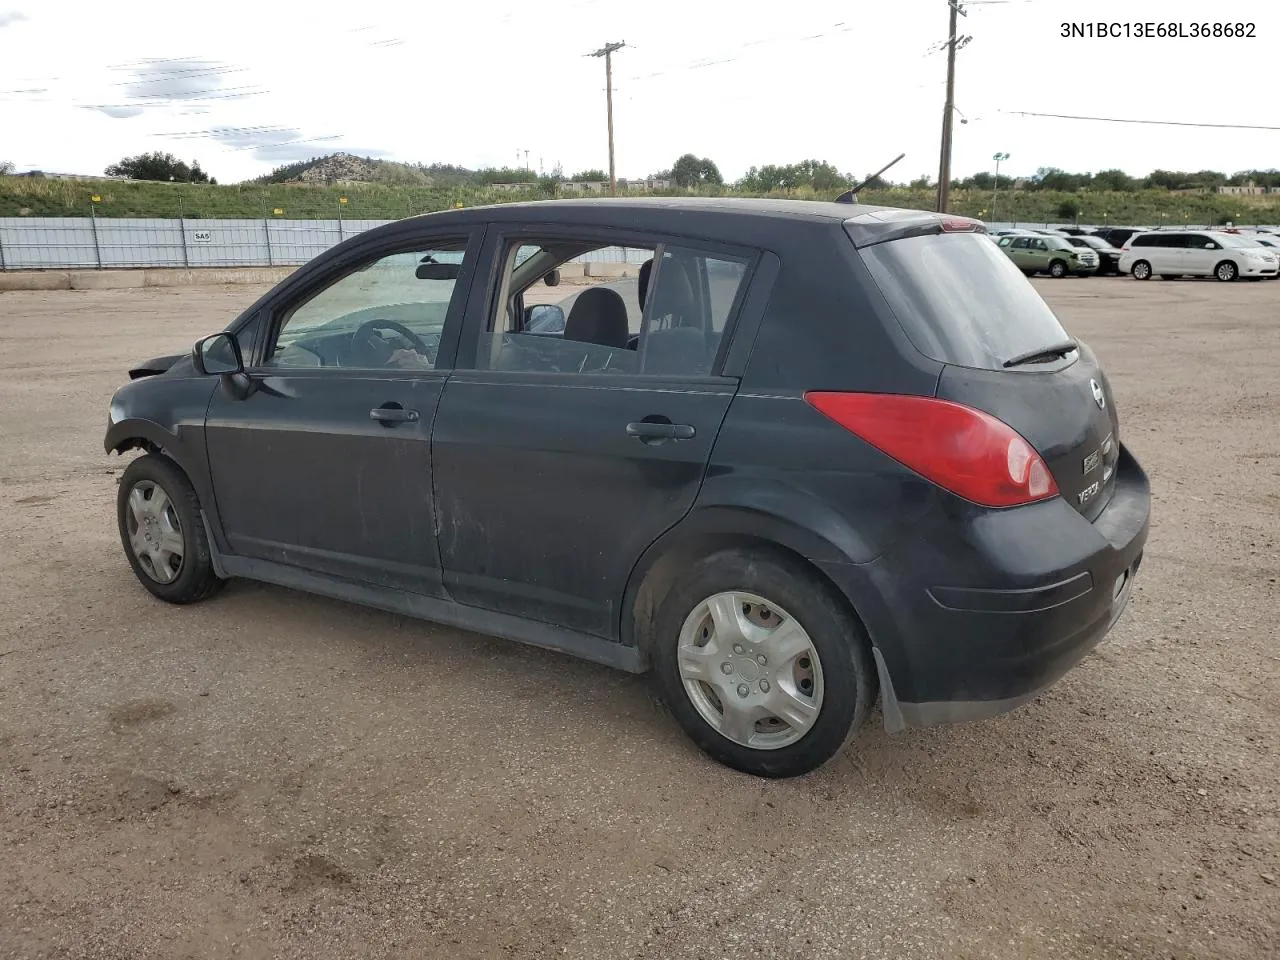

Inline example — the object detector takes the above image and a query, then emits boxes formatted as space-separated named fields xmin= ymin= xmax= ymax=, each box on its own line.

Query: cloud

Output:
xmin=83 ymin=105 xmax=144 ymax=119
xmin=0 ymin=10 xmax=26 ymax=27
xmin=120 ymin=58 xmax=244 ymax=102
xmin=181 ymin=126 xmax=383 ymax=164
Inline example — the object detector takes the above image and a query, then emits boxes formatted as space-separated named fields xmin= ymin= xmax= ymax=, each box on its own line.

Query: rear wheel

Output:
xmin=117 ymin=453 xmax=223 ymax=604
xmin=1131 ymin=260 xmax=1152 ymax=280
xmin=650 ymin=549 xmax=875 ymax=778
xmin=1048 ymin=259 xmax=1068 ymax=278
xmin=1215 ymin=260 xmax=1238 ymax=282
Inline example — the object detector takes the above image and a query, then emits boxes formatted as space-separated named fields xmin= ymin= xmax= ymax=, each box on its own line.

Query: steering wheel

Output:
xmin=351 ymin=318 xmax=434 ymax=367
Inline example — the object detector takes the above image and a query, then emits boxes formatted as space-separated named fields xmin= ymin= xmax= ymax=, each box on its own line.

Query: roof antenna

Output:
xmin=836 ymin=152 xmax=906 ymax=204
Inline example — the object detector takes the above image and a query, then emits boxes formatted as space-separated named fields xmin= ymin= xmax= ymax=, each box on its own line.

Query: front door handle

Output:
xmin=370 ymin=405 xmax=420 ymax=425
xmin=626 ymin=420 xmax=695 ymax=442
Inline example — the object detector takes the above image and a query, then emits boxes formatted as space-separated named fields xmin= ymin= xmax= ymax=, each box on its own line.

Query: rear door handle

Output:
xmin=370 ymin=406 xmax=420 ymax=424
xmin=626 ymin=421 xmax=695 ymax=441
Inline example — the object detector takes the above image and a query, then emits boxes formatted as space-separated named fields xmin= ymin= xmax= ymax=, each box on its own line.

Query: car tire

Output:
xmin=1131 ymin=260 xmax=1152 ymax=280
xmin=117 ymin=453 xmax=223 ymax=605
xmin=1048 ymin=259 xmax=1068 ymax=278
xmin=650 ymin=548 xmax=876 ymax=779
xmin=1215 ymin=260 xmax=1238 ymax=282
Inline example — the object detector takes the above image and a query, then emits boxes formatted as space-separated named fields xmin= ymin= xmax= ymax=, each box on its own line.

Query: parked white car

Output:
xmin=1119 ymin=230 xmax=1280 ymax=281
xmin=1252 ymin=235 xmax=1280 ymax=277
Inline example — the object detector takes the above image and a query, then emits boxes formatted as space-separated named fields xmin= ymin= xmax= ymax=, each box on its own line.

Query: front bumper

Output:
xmin=819 ymin=443 xmax=1151 ymax=732
xmin=1241 ymin=260 xmax=1278 ymax=277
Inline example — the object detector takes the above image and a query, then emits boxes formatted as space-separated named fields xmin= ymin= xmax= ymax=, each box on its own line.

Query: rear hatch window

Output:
xmin=852 ymin=228 xmax=1120 ymax=519
xmin=853 ymin=231 xmax=1072 ymax=372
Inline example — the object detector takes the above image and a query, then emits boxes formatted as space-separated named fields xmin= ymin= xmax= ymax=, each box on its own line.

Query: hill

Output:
xmin=3 ymin=174 xmax=1279 ymax=225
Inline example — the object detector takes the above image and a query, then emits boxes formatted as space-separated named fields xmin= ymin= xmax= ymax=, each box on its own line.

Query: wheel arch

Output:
xmin=106 ymin=417 xmax=226 ymax=553
xmin=619 ymin=503 xmax=877 ymax=664
xmin=106 ymin=417 xmax=182 ymax=458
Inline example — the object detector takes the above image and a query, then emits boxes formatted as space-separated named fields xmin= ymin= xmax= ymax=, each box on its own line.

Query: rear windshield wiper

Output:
xmin=1003 ymin=340 xmax=1078 ymax=368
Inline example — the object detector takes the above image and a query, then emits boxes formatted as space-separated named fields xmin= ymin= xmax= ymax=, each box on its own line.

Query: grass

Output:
xmin=3 ymin=176 xmax=1279 ymax=226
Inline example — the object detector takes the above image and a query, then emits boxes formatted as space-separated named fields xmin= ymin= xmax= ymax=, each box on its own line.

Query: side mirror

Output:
xmin=543 ymin=268 xmax=562 ymax=287
xmin=1204 ymin=243 xmax=1216 ymax=249
xmin=192 ymin=332 xmax=243 ymax=375
xmin=525 ymin=303 xmax=566 ymax=334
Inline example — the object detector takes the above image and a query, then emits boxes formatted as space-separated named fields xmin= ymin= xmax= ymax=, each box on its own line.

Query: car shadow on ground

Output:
xmin=211 ymin=576 xmax=1054 ymax=785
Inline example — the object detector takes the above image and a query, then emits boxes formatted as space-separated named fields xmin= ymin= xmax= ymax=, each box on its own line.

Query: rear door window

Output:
xmin=856 ymin=232 xmax=1072 ymax=372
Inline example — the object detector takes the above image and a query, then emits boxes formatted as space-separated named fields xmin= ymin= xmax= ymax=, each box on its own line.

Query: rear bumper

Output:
xmin=819 ymin=443 xmax=1150 ymax=731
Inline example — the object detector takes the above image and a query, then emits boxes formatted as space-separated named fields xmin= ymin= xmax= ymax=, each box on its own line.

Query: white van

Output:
xmin=1119 ymin=230 xmax=1279 ymax=281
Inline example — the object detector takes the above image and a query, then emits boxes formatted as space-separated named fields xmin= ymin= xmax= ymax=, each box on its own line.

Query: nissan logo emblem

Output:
xmin=1090 ymin=379 xmax=1106 ymax=411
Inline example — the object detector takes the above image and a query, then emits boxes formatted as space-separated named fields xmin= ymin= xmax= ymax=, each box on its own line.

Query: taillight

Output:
xmin=803 ymin=392 xmax=1059 ymax=508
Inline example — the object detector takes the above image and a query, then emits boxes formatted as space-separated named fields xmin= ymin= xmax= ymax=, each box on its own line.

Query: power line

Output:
xmin=1002 ymin=110 xmax=1280 ymax=131
xmin=622 ymin=22 xmax=854 ymax=84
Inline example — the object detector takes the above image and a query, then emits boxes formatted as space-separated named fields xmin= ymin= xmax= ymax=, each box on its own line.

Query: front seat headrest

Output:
xmin=638 ymin=258 xmax=654 ymax=312
xmin=647 ymin=255 xmax=698 ymax=327
xmin=563 ymin=286 xmax=630 ymax=348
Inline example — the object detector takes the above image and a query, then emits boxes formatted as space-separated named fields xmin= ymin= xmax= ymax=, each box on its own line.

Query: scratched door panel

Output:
xmin=204 ymin=371 xmax=447 ymax=596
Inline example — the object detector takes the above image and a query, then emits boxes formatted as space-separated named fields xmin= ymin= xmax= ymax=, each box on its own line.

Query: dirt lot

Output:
xmin=1 ymin=277 xmax=1277 ymax=960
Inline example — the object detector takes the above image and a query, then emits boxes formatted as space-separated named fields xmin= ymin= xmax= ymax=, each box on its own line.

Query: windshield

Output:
xmin=858 ymin=233 xmax=1073 ymax=372
xmin=1075 ymin=235 xmax=1109 ymax=249
xmin=1218 ymin=234 xmax=1264 ymax=248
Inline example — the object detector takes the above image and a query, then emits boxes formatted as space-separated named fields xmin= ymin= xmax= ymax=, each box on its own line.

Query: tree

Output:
xmin=1092 ymin=168 xmax=1135 ymax=192
xmin=105 ymin=151 xmax=212 ymax=183
xmin=1056 ymin=198 xmax=1081 ymax=220
xmin=1143 ymin=169 xmax=1185 ymax=191
xmin=0 ymin=160 xmax=13 ymax=176
xmin=671 ymin=153 xmax=723 ymax=188
xmin=570 ymin=169 xmax=608 ymax=182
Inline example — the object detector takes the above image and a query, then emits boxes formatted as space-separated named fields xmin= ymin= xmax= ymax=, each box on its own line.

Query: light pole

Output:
xmin=991 ymin=151 xmax=1009 ymax=224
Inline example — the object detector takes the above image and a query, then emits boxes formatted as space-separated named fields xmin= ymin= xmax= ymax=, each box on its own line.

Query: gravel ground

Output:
xmin=0 ymin=278 xmax=1276 ymax=960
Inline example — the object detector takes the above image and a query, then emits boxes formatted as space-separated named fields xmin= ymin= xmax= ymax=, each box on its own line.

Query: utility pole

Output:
xmin=936 ymin=1 xmax=967 ymax=213
xmin=589 ymin=41 xmax=626 ymax=196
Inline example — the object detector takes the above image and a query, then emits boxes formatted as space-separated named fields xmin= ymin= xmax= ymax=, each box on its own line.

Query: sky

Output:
xmin=1 ymin=0 xmax=1277 ymax=185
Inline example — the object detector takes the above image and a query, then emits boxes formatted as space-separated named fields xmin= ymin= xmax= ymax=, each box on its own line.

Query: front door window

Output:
xmin=265 ymin=244 xmax=468 ymax=371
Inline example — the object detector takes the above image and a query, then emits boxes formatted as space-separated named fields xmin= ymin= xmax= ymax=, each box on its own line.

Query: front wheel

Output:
xmin=1048 ymin=259 xmax=1068 ymax=278
xmin=650 ymin=549 xmax=876 ymax=778
xmin=1131 ymin=260 xmax=1152 ymax=280
xmin=117 ymin=453 xmax=223 ymax=604
xmin=1215 ymin=260 xmax=1239 ymax=282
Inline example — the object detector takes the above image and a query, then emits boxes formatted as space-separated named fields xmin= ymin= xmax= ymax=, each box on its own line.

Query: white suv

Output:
xmin=1119 ymin=230 xmax=1280 ymax=281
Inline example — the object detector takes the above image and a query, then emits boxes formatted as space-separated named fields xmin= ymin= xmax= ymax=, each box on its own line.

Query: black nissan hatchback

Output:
xmin=105 ymin=198 xmax=1149 ymax=778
